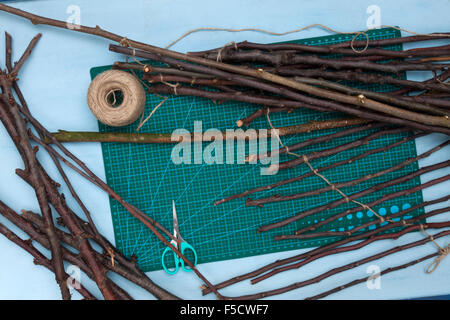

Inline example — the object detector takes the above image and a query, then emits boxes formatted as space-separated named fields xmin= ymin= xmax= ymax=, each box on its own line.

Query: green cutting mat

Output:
xmin=91 ymin=27 xmax=424 ymax=272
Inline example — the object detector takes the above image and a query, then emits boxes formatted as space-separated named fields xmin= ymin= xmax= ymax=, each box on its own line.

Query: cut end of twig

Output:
xmin=236 ymin=120 xmax=243 ymax=127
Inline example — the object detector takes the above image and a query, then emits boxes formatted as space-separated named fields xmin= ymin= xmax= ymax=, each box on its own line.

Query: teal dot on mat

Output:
xmin=338 ymin=217 xmax=343 ymax=221
xmin=402 ymin=203 xmax=411 ymax=210
xmin=346 ymin=214 xmax=353 ymax=220
xmin=379 ymin=208 xmax=387 ymax=216
xmin=367 ymin=211 xmax=374 ymax=217
xmin=390 ymin=205 xmax=399 ymax=214
xmin=356 ymin=211 xmax=363 ymax=219
xmin=339 ymin=227 xmax=345 ymax=232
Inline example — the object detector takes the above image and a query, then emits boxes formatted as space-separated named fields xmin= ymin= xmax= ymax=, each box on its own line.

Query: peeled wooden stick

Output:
xmin=42 ymin=118 xmax=368 ymax=144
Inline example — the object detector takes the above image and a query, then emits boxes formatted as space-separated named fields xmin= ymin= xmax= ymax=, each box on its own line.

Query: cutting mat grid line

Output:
xmin=91 ymin=28 xmax=424 ymax=271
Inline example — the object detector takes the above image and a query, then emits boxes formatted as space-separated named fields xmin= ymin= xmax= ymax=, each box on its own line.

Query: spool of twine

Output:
xmin=87 ymin=70 xmax=146 ymax=127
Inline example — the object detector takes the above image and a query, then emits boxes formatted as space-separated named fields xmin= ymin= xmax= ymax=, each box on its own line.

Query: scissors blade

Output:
xmin=172 ymin=200 xmax=181 ymax=240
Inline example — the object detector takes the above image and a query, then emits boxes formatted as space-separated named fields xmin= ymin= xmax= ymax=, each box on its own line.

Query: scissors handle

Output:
xmin=161 ymin=242 xmax=198 ymax=274
xmin=161 ymin=246 xmax=179 ymax=275
xmin=179 ymin=242 xmax=198 ymax=272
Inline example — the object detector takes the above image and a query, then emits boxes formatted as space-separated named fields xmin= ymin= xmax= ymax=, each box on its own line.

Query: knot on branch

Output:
xmin=119 ymin=37 xmax=130 ymax=47
xmin=426 ymin=244 xmax=450 ymax=274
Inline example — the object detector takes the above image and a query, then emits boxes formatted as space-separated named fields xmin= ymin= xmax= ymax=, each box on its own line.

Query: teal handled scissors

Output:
xmin=161 ymin=200 xmax=198 ymax=274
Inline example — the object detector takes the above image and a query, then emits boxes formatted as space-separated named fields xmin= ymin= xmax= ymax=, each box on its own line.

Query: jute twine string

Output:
xmin=165 ymin=24 xmax=450 ymax=52
xmin=419 ymin=225 xmax=450 ymax=273
xmin=87 ymin=69 xmax=146 ymax=127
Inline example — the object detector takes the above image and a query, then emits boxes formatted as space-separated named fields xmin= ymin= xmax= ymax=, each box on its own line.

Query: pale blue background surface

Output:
xmin=0 ymin=0 xmax=449 ymax=300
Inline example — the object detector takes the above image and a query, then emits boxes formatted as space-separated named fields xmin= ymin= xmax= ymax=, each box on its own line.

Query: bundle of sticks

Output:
xmin=0 ymin=32 xmax=224 ymax=300
xmin=0 ymin=4 xmax=449 ymax=300
xmin=109 ymin=32 xmax=450 ymax=135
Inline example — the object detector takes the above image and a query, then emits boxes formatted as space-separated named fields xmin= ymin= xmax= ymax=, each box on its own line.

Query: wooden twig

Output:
xmin=222 ymin=225 xmax=450 ymax=300
xmin=247 ymin=139 xmax=449 ymax=207
xmin=202 ymin=195 xmax=449 ymax=295
xmin=214 ymin=131 xmax=423 ymax=205
xmin=258 ymin=161 xmax=449 ymax=233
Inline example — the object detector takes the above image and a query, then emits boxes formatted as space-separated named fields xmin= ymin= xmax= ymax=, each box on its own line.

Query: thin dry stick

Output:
xmin=284 ymin=175 xmax=450 ymax=238
xmin=221 ymin=225 xmax=450 ymax=300
xmin=293 ymin=76 xmax=449 ymax=116
xmin=199 ymin=49 xmax=448 ymax=73
xmin=306 ymin=250 xmax=447 ymax=300
xmin=269 ymin=68 xmax=450 ymax=94
xmin=1 ymin=4 xmax=449 ymax=133
xmin=254 ymin=207 xmax=450 ymax=283
xmin=265 ymin=110 xmax=387 ymax=224
xmin=113 ymin=45 xmax=450 ymax=135
xmin=247 ymin=138 xmax=450 ymax=208
xmin=215 ymin=131 xmax=424 ymax=205
xmin=202 ymin=194 xmax=449 ymax=295
xmin=258 ymin=161 xmax=449 ymax=233
xmin=0 ymin=83 xmax=71 ymax=299
xmin=168 ymin=24 xmax=450 ymax=50
xmin=0 ymin=221 xmax=96 ymax=300
xmin=112 ymin=45 xmax=450 ymax=134
xmin=19 ymin=209 xmax=180 ymax=299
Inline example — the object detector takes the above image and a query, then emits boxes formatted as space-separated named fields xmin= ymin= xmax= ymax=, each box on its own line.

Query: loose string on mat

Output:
xmin=420 ymin=225 xmax=450 ymax=273
xmin=265 ymin=108 xmax=400 ymax=224
xmin=165 ymin=24 xmax=450 ymax=52
xmin=136 ymin=97 xmax=168 ymax=131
